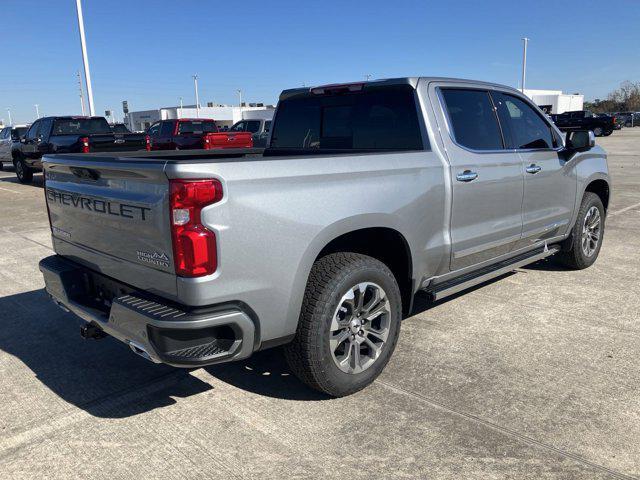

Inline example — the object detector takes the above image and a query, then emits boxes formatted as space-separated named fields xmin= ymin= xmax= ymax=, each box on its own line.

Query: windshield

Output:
xmin=177 ymin=120 xmax=218 ymax=134
xmin=52 ymin=118 xmax=112 ymax=135
xmin=270 ymin=86 xmax=423 ymax=151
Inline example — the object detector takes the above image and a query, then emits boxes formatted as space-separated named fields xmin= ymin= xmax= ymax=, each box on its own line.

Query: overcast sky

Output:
xmin=2 ymin=0 xmax=639 ymax=124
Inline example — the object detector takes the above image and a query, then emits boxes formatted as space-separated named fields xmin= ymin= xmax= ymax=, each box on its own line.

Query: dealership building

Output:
xmin=126 ymin=104 xmax=275 ymax=132
xmin=523 ymin=89 xmax=584 ymax=115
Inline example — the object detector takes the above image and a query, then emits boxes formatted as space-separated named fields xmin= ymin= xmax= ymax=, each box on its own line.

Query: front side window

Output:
xmin=245 ymin=120 xmax=261 ymax=133
xmin=440 ymin=88 xmax=503 ymax=151
xmin=270 ymin=85 xmax=423 ymax=151
xmin=26 ymin=121 xmax=40 ymax=140
xmin=493 ymin=92 xmax=555 ymax=150
xmin=229 ymin=121 xmax=246 ymax=132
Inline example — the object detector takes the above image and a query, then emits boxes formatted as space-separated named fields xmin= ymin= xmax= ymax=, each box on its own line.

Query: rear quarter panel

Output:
xmin=165 ymin=151 xmax=448 ymax=343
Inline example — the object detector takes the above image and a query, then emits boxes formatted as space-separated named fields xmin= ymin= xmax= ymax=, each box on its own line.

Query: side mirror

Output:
xmin=19 ymin=136 xmax=27 ymax=143
xmin=565 ymin=130 xmax=595 ymax=154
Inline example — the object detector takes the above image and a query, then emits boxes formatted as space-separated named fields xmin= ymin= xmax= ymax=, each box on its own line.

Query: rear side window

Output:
xmin=493 ymin=93 xmax=555 ymax=149
xmin=270 ymin=86 xmax=424 ymax=151
xmin=441 ymin=89 xmax=503 ymax=151
xmin=178 ymin=120 xmax=217 ymax=134
xmin=245 ymin=120 xmax=261 ymax=133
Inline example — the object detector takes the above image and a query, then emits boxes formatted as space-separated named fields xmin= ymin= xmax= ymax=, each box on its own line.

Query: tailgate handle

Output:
xmin=70 ymin=167 xmax=101 ymax=181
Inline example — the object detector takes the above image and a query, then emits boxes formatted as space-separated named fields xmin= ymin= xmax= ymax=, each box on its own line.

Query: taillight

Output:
xmin=169 ymin=179 xmax=223 ymax=277
xmin=80 ymin=137 xmax=90 ymax=153
xmin=145 ymin=135 xmax=151 ymax=151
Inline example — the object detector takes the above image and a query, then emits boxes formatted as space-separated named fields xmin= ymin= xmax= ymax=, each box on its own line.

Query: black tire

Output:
xmin=284 ymin=252 xmax=402 ymax=397
xmin=14 ymin=156 xmax=33 ymax=184
xmin=556 ymin=192 xmax=605 ymax=270
xmin=0 ymin=162 xmax=3 ymax=171
xmin=593 ymin=127 xmax=603 ymax=137
xmin=603 ymin=129 xmax=613 ymax=137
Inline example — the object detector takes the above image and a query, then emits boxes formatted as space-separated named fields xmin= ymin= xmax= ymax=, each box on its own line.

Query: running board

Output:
xmin=426 ymin=245 xmax=560 ymax=302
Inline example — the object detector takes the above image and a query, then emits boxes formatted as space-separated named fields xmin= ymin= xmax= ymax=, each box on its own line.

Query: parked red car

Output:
xmin=147 ymin=118 xmax=253 ymax=150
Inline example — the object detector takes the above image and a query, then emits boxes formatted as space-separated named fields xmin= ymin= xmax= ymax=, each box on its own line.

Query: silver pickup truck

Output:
xmin=39 ymin=77 xmax=610 ymax=397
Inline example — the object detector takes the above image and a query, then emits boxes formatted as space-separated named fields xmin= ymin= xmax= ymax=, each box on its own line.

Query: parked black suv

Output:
xmin=11 ymin=116 xmax=149 ymax=183
xmin=551 ymin=110 xmax=615 ymax=137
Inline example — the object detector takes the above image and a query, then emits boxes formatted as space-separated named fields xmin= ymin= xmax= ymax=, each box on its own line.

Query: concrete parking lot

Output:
xmin=0 ymin=130 xmax=638 ymax=480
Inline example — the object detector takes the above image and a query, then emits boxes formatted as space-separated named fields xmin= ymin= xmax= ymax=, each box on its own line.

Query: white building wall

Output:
xmin=523 ymin=89 xmax=584 ymax=114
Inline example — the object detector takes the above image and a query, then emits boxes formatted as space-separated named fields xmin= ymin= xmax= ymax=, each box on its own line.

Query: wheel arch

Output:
xmin=285 ymin=216 xmax=416 ymax=336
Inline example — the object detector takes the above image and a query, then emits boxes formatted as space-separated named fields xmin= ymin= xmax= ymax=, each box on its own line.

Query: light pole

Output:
xmin=365 ymin=74 xmax=372 ymax=81
xmin=77 ymin=71 xmax=86 ymax=116
xmin=237 ymin=89 xmax=243 ymax=107
xmin=6 ymin=109 xmax=12 ymax=126
xmin=192 ymin=75 xmax=200 ymax=118
xmin=34 ymin=104 xmax=40 ymax=119
xmin=75 ymin=0 xmax=95 ymax=116
xmin=521 ymin=37 xmax=529 ymax=93
xmin=179 ymin=96 xmax=183 ymax=118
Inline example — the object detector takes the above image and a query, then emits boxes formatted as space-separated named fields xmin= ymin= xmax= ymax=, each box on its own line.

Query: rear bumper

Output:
xmin=39 ymin=255 xmax=256 ymax=368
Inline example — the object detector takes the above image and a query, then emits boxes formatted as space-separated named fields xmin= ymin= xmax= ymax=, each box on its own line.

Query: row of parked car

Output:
xmin=0 ymin=115 xmax=269 ymax=183
xmin=549 ymin=110 xmax=639 ymax=137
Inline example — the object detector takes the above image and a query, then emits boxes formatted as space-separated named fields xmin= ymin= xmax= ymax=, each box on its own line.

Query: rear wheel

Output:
xmin=556 ymin=192 xmax=605 ymax=269
xmin=603 ymin=129 xmax=613 ymax=136
xmin=14 ymin=157 xmax=33 ymax=184
xmin=593 ymin=126 xmax=603 ymax=137
xmin=284 ymin=252 xmax=402 ymax=397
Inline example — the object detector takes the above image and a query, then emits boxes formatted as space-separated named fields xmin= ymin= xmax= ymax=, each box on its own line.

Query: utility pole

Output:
xmin=34 ymin=104 xmax=40 ymax=119
xmin=75 ymin=0 xmax=95 ymax=115
xmin=192 ymin=75 xmax=200 ymax=118
xmin=237 ymin=89 xmax=243 ymax=107
xmin=77 ymin=71 xmax=86 ymax=116
xmin=178 ymin=96 xmax=183 ymax=118
xmin=521 ymin=37 xmax=529 ymax=93
xmin=6 ymin=109 xmax=12 ymax=126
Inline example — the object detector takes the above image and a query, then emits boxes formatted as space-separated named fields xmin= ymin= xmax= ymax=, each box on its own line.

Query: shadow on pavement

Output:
xmin=0 ymin=172 xmax=44 ymax=188
xmin=0 ymin=289 xmax=211 ymax=418
xmin=205 ymin=348 xmax=330 ymax=401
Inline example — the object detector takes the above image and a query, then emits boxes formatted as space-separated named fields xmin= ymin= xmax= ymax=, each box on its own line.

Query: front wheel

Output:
xmin=14 ymin=157 xmax=33 ymax=184
xmin=556 ymin=192 xmax=605 ymax=269
xmin=603 ymin=129 xmax=613 ymax=137
xmin=593 ymin=127 xmax=603 ymax=137
xmin=284 ymin=252 xmax=402 ymax=397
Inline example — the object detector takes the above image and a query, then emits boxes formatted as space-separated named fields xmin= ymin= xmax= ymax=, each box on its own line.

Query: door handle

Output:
xmin=526 ymin=164 xmax=542 ymax=174
xmin=456 ymin=170 xmax=478 ymax=182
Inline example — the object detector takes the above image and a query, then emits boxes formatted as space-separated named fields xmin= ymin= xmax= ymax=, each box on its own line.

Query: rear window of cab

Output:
xmin=270 ymin=85 xmax=424 ymax=151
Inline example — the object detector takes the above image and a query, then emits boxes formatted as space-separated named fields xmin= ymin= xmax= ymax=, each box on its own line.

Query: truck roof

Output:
xmin=279 ymin=76 xmax=523 ymax=101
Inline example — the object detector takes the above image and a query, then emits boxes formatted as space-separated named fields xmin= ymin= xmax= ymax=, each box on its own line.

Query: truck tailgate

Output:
xmin=205 ymin=131 xmax=253 ymax=149
xmin=44 ymin=154 xmax=177 ymax=295
xmin=89 ymin=133 xmax=148 ymax=152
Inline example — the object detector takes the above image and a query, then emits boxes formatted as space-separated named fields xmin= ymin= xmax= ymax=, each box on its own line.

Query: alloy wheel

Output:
xmin=330 ymin=282 xmax=391 ymax=374
xmin=581 ymin=206 xmax=601 ymax=257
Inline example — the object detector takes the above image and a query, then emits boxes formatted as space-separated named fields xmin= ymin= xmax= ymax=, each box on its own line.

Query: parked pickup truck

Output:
xmin=551 ymin=110 xmax=615 ymax=137
xmin=228 ymin=118 xmax=272 ymax=147
xmin=147 ymin=118 xmax=253 ymax=151
xmin=0 ymin=124 xmax=29 ymax=170
xmin=39 ymin=78 xmax=610 ymax=397
xmin=11 ymin=116 xmax=149 ymax=183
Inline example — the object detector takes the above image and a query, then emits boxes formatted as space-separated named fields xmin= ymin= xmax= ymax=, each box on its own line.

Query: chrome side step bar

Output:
xmin=426 ymin=245 xmax=560 ymax=302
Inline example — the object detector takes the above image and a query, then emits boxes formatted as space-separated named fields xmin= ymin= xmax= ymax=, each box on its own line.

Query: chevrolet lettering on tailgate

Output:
xmin=46 ymin=188 xmax=151 ymax=221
